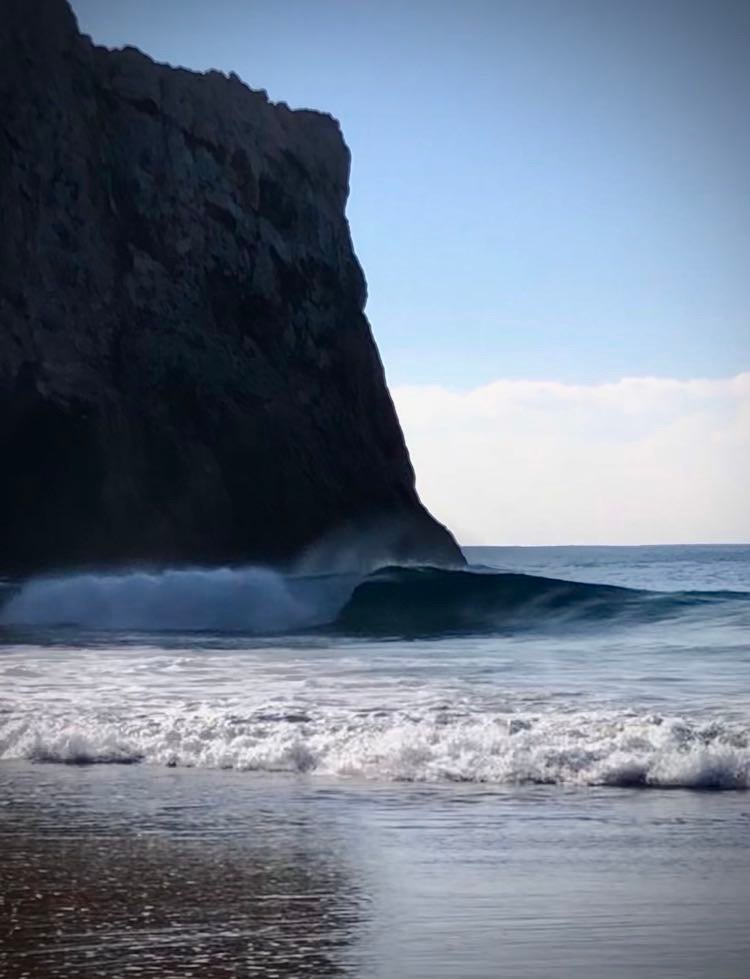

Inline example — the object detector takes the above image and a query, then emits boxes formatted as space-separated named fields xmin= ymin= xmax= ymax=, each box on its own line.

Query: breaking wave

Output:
xmin=2 ymin=560 xmax=748 ymax=790
xmin=0 ymin=566 xmax=353 ymax=633
xmin=1 ymin=704 xmax=747 ymax=789
xmin=1 ymin=564 xmax=747 ymax=635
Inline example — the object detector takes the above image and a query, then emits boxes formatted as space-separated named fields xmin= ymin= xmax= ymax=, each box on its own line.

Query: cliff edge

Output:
xmin=0 ymin=0 xmax=463 ymax=573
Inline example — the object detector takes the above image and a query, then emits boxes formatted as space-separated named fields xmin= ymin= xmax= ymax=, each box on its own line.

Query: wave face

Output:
xmin=333 ymin=565 xmax=748 ymax=636
xmin=2 ymin=703 xmax=747 ymax=789
xmin=2 ymin=564 xmax=746 ymax=636
xmin=335 ymin=566 xmax=634 ymax=635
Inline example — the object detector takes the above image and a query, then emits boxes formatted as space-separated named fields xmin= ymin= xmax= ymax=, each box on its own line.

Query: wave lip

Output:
xmin=2 ymin=707 xmax=747 ymax=790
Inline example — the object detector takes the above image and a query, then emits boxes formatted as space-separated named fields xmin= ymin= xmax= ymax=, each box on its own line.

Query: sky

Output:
xmin=70 ymin=0 xmax=750 ymax=544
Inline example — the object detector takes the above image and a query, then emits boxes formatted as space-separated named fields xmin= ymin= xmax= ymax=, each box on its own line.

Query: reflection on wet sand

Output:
xmin=1 ymin=779 xmax=366 ymax=978
xmin=2 ymin=763 xmax=750 ymax=979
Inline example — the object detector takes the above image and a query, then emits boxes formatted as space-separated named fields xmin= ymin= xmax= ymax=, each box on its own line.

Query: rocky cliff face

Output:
xmin=0 ymin=0 xmax=462 ymax=574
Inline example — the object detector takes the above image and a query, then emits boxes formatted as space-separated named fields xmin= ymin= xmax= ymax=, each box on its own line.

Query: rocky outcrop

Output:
xmin=0 ymin=0 xmax=463 ymax=574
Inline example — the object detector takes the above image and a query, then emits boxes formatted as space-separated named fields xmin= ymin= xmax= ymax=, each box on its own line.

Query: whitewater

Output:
xmin=1 ymin=544 xmax=748 ymax=789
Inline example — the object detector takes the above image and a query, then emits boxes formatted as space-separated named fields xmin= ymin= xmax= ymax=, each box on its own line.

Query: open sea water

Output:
xmin=1 ymin=544 xmax=749 ymax=977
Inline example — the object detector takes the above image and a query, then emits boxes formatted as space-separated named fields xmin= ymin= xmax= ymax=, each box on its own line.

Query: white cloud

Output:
xmin=393 ymin=373 xmax=750 ymax=545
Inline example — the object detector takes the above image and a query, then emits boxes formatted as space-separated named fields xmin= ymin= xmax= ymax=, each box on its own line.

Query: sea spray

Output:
xmin=0 ymin=566 xmax=355 ymax=633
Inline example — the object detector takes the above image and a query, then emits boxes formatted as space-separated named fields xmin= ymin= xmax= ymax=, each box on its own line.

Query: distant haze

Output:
xmin=395 ymin=373 xmax=750 ymax=545
xmin=69 ymin=0 xmax=750 ymax=544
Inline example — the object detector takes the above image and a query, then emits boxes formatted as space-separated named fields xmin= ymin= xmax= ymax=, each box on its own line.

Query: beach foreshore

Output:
xmin=2 ymin=761 xmax=750 ymax=979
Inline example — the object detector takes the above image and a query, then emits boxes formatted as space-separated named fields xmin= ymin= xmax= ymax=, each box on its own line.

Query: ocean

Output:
xmin=1 ymin=544 xmax=749 ymax=977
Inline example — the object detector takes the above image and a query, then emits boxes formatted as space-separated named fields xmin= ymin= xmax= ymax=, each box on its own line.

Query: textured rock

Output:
xmin=0 ymin=0 xmax=462 ymax=574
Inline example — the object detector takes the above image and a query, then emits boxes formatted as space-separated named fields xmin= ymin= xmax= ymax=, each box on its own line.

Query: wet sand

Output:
xmin=1 ymin=765 xmax=366 ymax=978
xmin=2 ymin=762 xmax=749 ymax=979
xmin=3 ymin=830 xmax=360 ymax=978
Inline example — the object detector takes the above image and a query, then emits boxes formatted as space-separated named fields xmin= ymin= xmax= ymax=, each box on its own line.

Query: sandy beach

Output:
xmin=3 ymin=761 xmax=749 ymax=979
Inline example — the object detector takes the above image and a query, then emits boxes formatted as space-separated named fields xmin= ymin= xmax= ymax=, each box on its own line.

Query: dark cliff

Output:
xmin=0 ymin=0 xmax=462 ymax=574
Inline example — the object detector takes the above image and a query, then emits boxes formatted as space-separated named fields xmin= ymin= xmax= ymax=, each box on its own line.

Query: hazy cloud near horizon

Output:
xmin=393 ymin=373 xmax=750 ymax=546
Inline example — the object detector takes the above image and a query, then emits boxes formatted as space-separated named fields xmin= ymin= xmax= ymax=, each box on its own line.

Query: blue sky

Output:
xmin=70 ymin=0 xmax=749 ymax=388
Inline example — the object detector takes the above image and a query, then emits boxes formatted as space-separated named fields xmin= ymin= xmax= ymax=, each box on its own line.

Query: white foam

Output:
xmin=2 ymin=704 xmax=747 ymax=789
xmin=2 ymin=593 xmax=747 ymax=789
